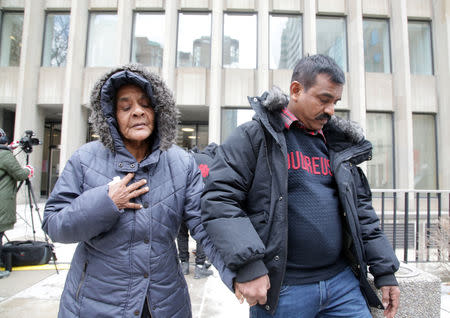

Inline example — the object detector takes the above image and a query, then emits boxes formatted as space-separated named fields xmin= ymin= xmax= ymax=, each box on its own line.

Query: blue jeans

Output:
xmin=250 ymin=267 xmax=372 ymax=318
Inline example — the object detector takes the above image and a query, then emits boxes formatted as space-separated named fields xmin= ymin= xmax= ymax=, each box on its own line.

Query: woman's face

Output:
xmin=115 ymin=84 xmax=155 ymax=146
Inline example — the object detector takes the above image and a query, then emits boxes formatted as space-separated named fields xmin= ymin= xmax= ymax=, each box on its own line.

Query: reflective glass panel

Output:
xmin=0 ymin=12 xmax=24 ymax=66
xmin=408 ymin=21 xmax=433 ymax=75
xmin=132 ymin=12 xmax=165 ymax=67
xmin=223 ymin=14 xmax=257 ymax=69
xmin=413 ymin=114 xmax=437 ymax=189
xmin=366 ymin=113 xmax=395 ymax=189
xmin=363 ymin=19 xmax=391 ymax=73
xmin=177 ymin=13 xmax=211 ymax=67
xmin=316 ymin=16 xmax=347 ymax=71
xmin=270 ymin=14 xmax=302 ymax=70
xmin=86 ymin=13 xmax=118 ymax=67
xmin=42 ymin=13 xmax=70 ymax=67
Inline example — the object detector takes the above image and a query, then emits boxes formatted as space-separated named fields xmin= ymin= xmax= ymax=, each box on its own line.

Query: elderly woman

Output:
xmin=42 ymin=65 xmax=232 ymax=318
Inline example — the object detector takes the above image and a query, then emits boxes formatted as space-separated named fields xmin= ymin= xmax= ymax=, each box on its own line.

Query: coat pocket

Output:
xmin=76 ymin=261 xmax=88 ymax=301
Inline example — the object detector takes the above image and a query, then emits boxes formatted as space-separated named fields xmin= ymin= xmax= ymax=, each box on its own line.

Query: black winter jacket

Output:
xmin=201 ymin=87 xmax=399 ymax=315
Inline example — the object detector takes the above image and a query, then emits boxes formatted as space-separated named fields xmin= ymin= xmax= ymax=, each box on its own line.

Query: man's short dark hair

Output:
xmin=291 ymin=54 xmax=345 ymax=91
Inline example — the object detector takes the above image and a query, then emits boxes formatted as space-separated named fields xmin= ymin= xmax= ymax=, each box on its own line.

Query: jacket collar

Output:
xmin=249 ymin=87 xmax=371 ymax=162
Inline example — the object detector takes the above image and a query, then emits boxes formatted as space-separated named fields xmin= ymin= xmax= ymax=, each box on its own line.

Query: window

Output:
xmin=316 ymin=16 xmax=347 ymax=71
xmin=223 ymin=13 xmax=257 ymax=69
xmin=270 ymin=14 xmax=302 ymax=69
xmin=42 ymin=13 xmax=70 ymax=67
xmin=363 ymin=18 xmax=391 ymax=73
xmin=221 ymin=108 xmax=255 ymax=142
xmin=408 ymin=21 xmax=433 ymax=75
xmin=177 ymin=124 xmax=208 ymax=150
xmin=366 ymin=112 xmax=395 ymax=189
xmin=176 ymin=12 xmax=211 ymax=68
xmin=86 ymin=13 xmax=118 ymax=67
xmin=413 ymin=114 xmax=437 ymax=189
xmin=0 ymin=12 xmax=24 ymax=66
xmin=131 ymin=12 xmax=165 ymax=67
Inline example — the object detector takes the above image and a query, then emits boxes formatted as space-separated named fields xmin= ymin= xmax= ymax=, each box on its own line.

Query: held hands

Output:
xmin=380 ymin=285 xmax=400 ymax=318
xmin=234 ymin=274 xmax=270 ymax=307
xmin=108 ymin=173 xmax=149 ymax=210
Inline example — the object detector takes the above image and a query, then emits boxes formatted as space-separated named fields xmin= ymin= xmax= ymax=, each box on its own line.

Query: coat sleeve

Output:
xmin=42 ymin=150 xmax=122 ymax=243
xmin=201 ymin=124 xmax=268 ymax=283
xmin=182 ymin=154 xmax=235 ymax=290
xmin=0 ymin=151 xmax=29 ymax=181
xmin=355 ymin=166 xmax=400 ymax=288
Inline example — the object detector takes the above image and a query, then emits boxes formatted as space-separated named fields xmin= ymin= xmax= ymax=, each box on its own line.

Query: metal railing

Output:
xmin=371 ymin=189 xmax=450 ymax=264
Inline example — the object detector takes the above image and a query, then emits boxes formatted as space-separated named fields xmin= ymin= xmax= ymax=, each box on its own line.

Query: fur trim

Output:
xmin=327 ymin=115 xmax=365 ymax=144
xmin=88 ymin=64 xmax=179 ymax=152
xmin=261 ymin=86 xmax=289 ymax=112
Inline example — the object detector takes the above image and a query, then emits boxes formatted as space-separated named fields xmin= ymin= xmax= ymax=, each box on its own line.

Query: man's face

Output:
xmin=115 ymin=84 xmax=155 ymax=146
xmin=287 ymin=73 xmax=343 ymax=131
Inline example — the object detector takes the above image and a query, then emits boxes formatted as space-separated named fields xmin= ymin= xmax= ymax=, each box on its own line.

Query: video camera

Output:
xmin=19 ymin=130 xmax=41 ymax=154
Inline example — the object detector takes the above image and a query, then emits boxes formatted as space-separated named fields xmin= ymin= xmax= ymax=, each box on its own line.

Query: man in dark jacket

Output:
xmin=0 ymin=128 xmax=32 ymax=278
xmin=202 ymin=55 xmax=400 ymax=318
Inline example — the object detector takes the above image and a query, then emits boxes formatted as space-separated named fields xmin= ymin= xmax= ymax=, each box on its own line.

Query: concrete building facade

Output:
xmin=0 ymin=0 xmax=449 ymax=198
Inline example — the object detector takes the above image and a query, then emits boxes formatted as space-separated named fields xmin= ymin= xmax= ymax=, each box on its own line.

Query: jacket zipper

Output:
xmin=76 ymin=261 xmax=88 ymax=301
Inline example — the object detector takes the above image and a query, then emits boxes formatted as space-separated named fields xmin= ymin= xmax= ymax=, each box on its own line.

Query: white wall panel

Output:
xmin=38 ymin=67 xmax=65 ymax=104
xmin=365 ymin=73 xmax=393 ymax=111
xmin=223 ymin=69 xmax=255 ymax=106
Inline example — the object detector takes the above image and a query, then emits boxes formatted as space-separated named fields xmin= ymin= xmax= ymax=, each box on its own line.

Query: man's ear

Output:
xmin=289 ymin=81 xmax=303 ymax=101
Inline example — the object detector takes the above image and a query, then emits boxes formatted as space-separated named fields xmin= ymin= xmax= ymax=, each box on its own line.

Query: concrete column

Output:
xmin=208 ymin=0 xmax=223 ymax=143
xmin=117 ymin=0 xmax=134 ymax=65
xmin=59 ymin=0 xmax=89 ymax=171
xmin=346 ymin=0 xmax=366 ymax=128
xmin=303 ymin=0 xmax=316 ymax=56
xmin=162 ymin=0 xmax=177 ymax=90
xmin=14 ymin=0 xmax=46 ymax=198
xmin=257 ymin=0 xmax=269 ymax=94
xmin=390 ymin=0 xmax=414 ymax=189
xmin=432 ymin=0 xmax=450 ymax=189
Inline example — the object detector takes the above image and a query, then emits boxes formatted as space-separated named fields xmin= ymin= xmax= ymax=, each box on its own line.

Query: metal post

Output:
xmin=404 ymin=192 xmax=409 ymax=262
xmin=426 ymin=192 xmax=431 ymax=262
xmin=393 ymin=192 xmax=397 ymax=251
xmin=416 ymin=192 xmax=420 ymax=262
xmin=381 ymin=192 xmax=385 ymax=230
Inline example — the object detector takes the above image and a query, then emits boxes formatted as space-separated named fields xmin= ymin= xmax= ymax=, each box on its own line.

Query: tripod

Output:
xmin=16 ymin=152 xmax=59 ymax=273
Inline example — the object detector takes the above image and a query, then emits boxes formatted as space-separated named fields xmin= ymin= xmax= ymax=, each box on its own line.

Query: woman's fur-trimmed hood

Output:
xmin=257 ymin=86 xmax=366 ymax=146
xmin=89 ymin=64 xmax=178 ymax=152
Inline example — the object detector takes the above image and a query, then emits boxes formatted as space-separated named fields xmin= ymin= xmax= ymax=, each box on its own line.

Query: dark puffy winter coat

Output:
xmin=42 ymin=65 xmax=232 ymax=318
xmin=202 ymin=87 xmax=399 ymax=314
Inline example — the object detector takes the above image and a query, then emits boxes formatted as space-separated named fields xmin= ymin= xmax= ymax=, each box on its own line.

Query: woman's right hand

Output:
xmin=108 ymin=173 xmax=149 ymax=210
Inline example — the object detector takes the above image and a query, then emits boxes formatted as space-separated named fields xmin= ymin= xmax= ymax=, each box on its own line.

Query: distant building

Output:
xmin=222 ymin=36 xmax=239 ymax=67
xmin=134 ymin=37 xmax=163 ymax=67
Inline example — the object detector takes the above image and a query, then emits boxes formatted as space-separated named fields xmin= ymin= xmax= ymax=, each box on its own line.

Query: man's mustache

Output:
xmin=315 ymin=113 xmax=331 ymax=121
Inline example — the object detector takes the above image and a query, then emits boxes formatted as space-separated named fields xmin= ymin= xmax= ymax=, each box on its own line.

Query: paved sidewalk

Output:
xmin=1 ymin=202 xmax=449 ymax=317
xmin=0 ymin=202 xmax=250 ymax=318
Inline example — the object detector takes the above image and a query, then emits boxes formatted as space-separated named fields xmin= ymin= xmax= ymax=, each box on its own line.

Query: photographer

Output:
xmin=0 ymin=128 xmax=33 ymax=278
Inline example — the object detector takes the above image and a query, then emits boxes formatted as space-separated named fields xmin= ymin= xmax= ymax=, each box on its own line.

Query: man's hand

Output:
xmin=108 ymin=173 xmax=149 ymax=210
xmin=381 ymin=285 xmax=400 ymax=318
xmin=234 ymin=274 xmax=270 ymax=307
xmin=25 ymin=165 xmax=34 ymax=178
